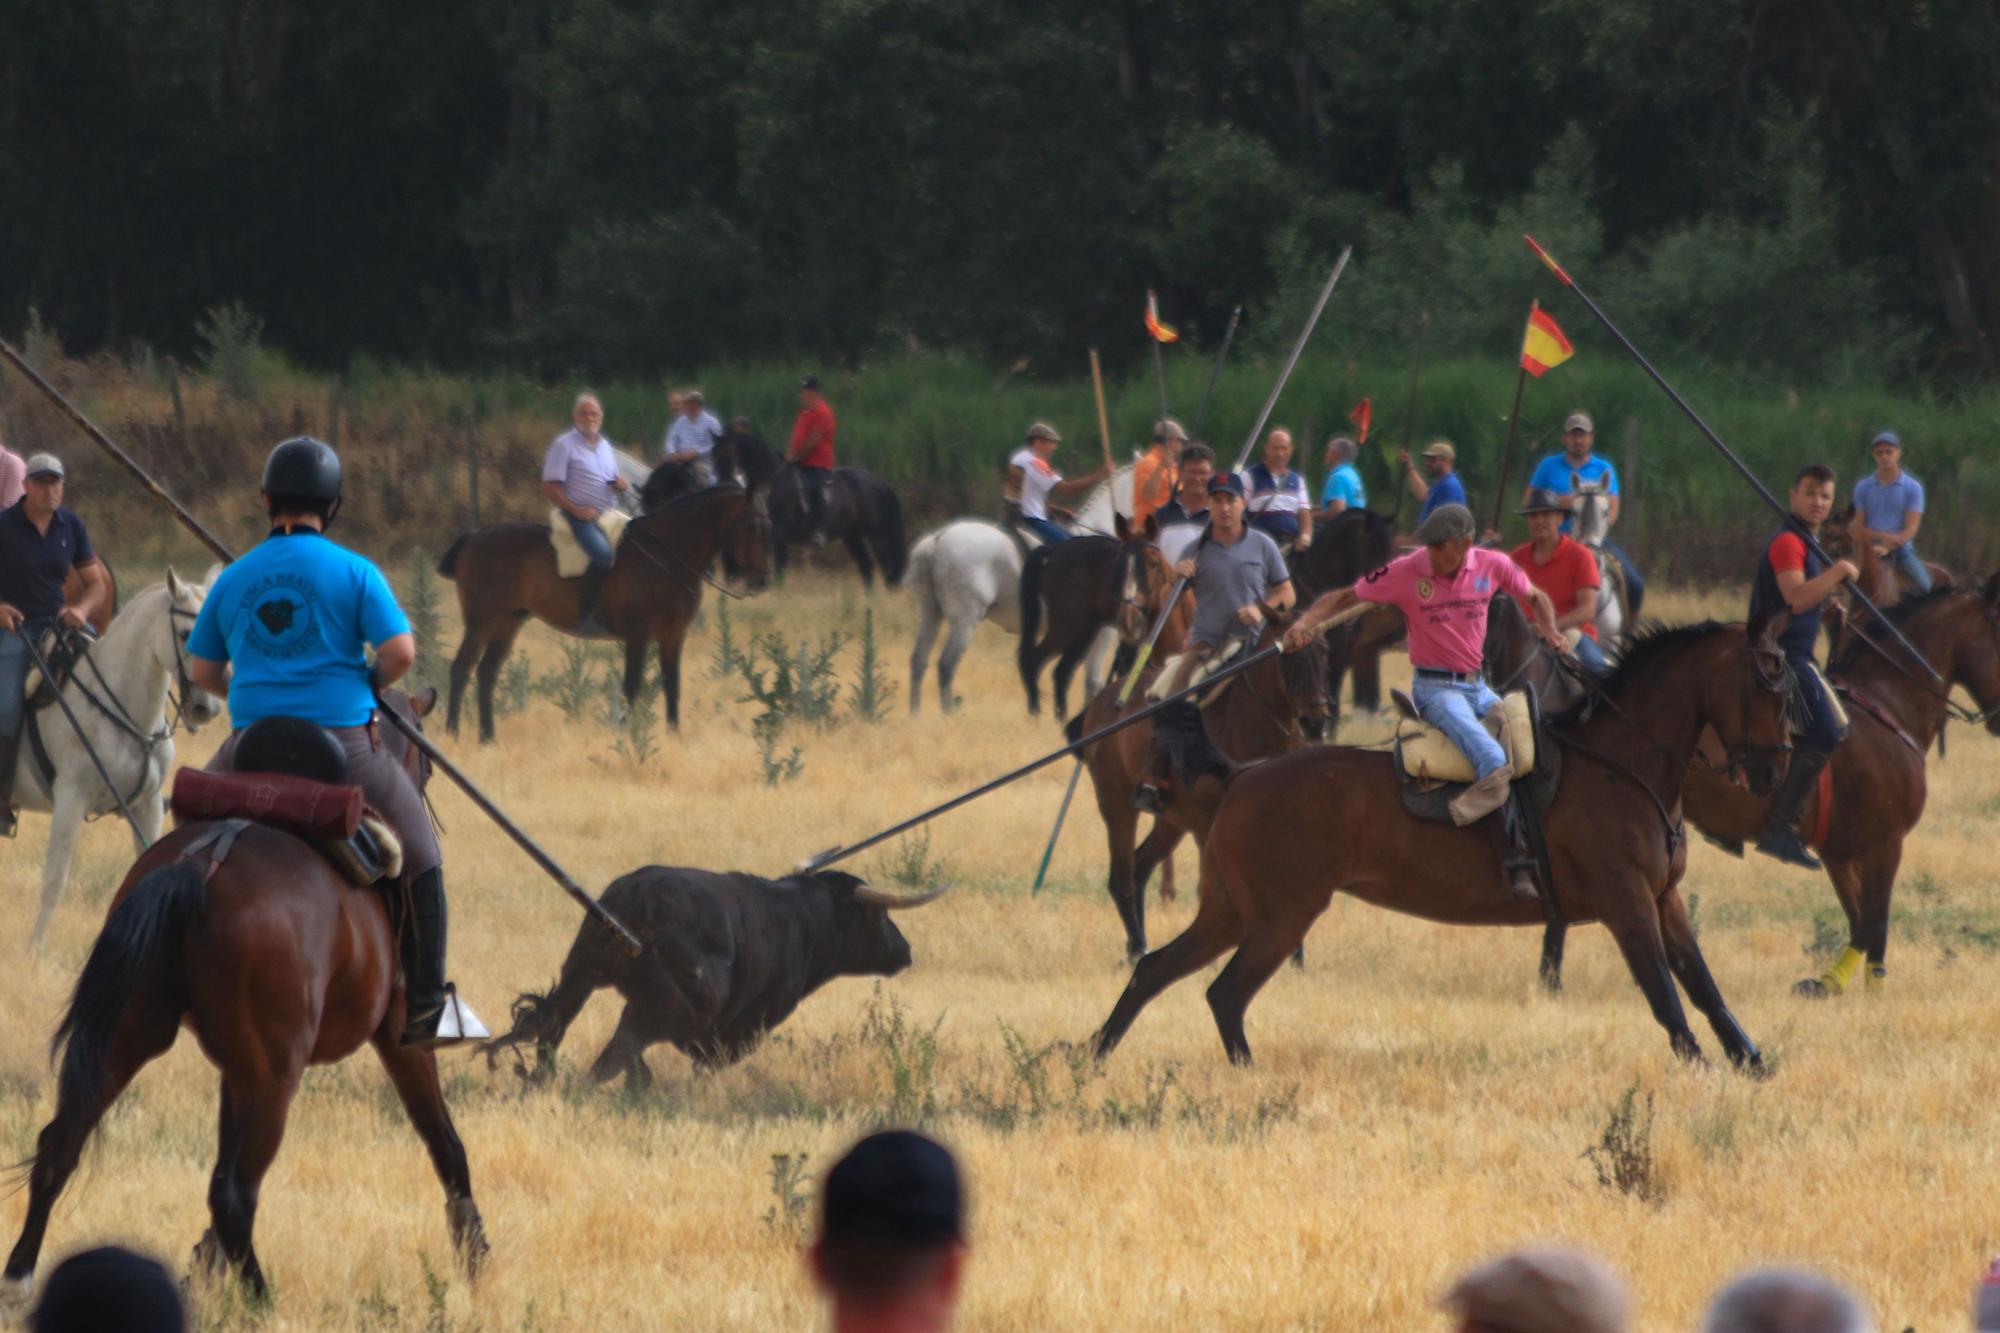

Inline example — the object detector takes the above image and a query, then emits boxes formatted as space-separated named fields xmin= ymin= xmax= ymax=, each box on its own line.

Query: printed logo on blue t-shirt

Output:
xmin=239 ymin=573 xmax=326 ymax=661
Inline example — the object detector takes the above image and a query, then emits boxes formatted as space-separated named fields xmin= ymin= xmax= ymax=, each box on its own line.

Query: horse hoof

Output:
xmin=1791 ymin=978 xmax=1832 ymax=999
xmin=0 ymin=1274 xmax=34 ymax=1323
xmin=1740 ymin=1056 xmax=1775 ymax=1082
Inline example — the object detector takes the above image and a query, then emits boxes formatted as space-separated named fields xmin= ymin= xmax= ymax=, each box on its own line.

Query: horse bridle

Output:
xmin=1840 ymin=592 xmax=2000 ymax=726
xmin=617 ymin=491 xmax=764 ymax=601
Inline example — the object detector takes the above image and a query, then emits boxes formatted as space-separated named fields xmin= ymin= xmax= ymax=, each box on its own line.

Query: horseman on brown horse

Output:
xmin=3 ymin=437 xmax=494 ymax=1304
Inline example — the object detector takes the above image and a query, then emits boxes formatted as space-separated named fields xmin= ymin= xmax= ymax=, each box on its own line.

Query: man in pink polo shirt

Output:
xmin=0 ymin=437 xmax=26 ymax=509
xmin=1286 ymin=502 xmax=1567 ymax=841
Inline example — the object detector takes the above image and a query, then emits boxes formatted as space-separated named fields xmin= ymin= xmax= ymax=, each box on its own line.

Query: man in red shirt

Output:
xmin=1510 ymin=488 xmax=1608 ymax=673
xmin=788 ymin=374 xmax=838 ymax=546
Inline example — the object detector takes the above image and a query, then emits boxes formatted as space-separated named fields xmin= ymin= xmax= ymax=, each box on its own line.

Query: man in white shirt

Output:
xmin=663 ymin=388 xmax=723 ymax=484
xmin=1006 ymin=422 xmax=1108 ymax=545
xmin=539 ymin=393 xmax=629 ymax=631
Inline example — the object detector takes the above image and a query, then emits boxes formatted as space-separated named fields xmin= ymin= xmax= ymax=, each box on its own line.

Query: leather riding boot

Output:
xmin=575 ymin=564 xmax=611 ymax=634
xmin=0 ymin=726 xmax=21 ymax=838
xmin=1754 ymin=746 xmax=1831 ymax=871
xmin=1498 ymin=797 xmax=1541 ymax=905
xmin=399 ymin=868 xmax=489 ymax=1048
xmin=1449 ymin=763 xmax=1514 ymax=828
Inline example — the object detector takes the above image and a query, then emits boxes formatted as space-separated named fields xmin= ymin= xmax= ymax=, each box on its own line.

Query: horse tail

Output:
xmin=905 ymin=531 xmax=938 ymax=618
xmin=50 ymin=861 xmax=204 ymax=1126
xmin=872 ymin=483 xmax=909 ymax=586
xmin=438 ymin=533 xmax=471 ymax=580
xmin=1018 ymin=547 xmax=1051 ymax=693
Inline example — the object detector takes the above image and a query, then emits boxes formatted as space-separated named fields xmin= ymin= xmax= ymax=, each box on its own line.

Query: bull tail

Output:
xmin=438 ymin=534 xmax=471 ymax=580
xmin=478 ymin=911 xmax=624 ymax=1076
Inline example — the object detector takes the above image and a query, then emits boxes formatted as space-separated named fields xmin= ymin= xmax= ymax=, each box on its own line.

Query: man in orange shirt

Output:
xmin=788 ymin=374 xmax=838 ymax=546
xmin=1130 ymin=418 xmax=1186 ymax=527
xmin=1510 ymin=488 xmax=1607 ymax=673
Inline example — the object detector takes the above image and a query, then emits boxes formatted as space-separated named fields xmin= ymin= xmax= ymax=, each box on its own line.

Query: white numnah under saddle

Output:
xmin=548 ymin=508 xmax=630 ymax=578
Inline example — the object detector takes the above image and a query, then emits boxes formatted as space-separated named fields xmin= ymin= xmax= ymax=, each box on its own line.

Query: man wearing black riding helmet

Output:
xmin=187 ymin=437 xmax=486 ymax=1048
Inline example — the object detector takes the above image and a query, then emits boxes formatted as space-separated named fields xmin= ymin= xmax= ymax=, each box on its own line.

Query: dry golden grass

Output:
xmin=2 ymin=571 xmax=1997 ymax=1330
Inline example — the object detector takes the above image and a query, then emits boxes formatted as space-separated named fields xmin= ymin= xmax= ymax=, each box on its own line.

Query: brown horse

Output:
xmin=1091 ymin=613 xmax=1798 ymax=1068
xmin=1593 ymin=579 xmax=2000 ymax=999
xmin=1018 ymin=515 xmax=1190 ymax=719
xmin=1 ymin=689 xmax=489 ymax=1303
xmin=1289 ymin=507 xmax=1397 ymax=716
xmin=1075 ymin=617 xmax=1330 ymax=961
xmin=1821 ymin=504 xmax=1951 ymax=609
xmin=437 ymin=482 xmax=770 ymax=740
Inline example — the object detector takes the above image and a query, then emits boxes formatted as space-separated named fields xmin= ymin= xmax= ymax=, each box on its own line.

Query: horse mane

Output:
xmin=1559 ymin=620 xmax=1733 ymax=715
xmin=635 ymin=482 xmax=746 ymax=526
xmin=1831 ymin=586 xmax=1961 ymax=674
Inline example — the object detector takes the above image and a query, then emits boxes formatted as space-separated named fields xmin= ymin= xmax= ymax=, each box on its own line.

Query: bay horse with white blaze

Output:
xmin=438 ymin=478 xmax=770 ymax=740
xmin=2 ymin=689 xmax=488 ymax=1304
xmin=1092 ymin=613 xmax=1799 ymax=1068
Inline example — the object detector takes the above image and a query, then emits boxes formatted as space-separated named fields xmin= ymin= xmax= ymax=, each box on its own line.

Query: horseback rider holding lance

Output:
xmin=1746 ymin=462 xmax=1857 ymax=870
xmin=1284 ymin=502 xmax=1566 ymax=902
xmin=0 ymin=453 xmax=109 ymax=837
xmin=188 ymin=437 xmax=483 ymax=1048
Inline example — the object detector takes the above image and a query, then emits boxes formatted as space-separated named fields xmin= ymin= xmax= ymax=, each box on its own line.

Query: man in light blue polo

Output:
xmin=540 ymin=392 xmax=629 ymax=632
xmin=663 ymin=387 xmax=723 ymax=484
xmin=1317 ymin=436 xmax=1366 ymax=517
xmin=1852 ymin=430 xmax=1930 ymax=594
xmin=1523 ymin=411 xmax=1645 ymax=620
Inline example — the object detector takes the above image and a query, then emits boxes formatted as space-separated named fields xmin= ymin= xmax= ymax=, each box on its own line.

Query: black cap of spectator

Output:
xmin=31 ymin=1246 xmax=185 ymax=1333
xmin=800 ymin=375 xmax=823 ymax=391
xmin=821 ymin=1130 xmax=963 ymax=1250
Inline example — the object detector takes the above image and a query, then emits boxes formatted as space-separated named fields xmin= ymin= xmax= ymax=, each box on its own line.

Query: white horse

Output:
xmin=1570 ymin=474 xmax=1629 ymax=652
xmin=11 ymin=572 xmax=223 ymax=947
xmin=907 ymin=520 xmax=1028 ymax=713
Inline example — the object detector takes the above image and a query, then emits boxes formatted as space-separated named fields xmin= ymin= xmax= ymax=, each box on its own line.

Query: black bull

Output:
xmin=479 ymin=867 xmax=942 ymax=1088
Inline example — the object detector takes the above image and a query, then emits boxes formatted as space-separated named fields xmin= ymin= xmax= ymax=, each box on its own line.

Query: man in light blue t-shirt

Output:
xmin=1522 ymin=411 xmax=1645 ymax=620
xmin=1317 ymin=436 xmax=1366 ymax=515
xmin=189 ymin=437 xmax=481 ymax=1049
xmin=1852 ymin=430 xmax=1931 ymax=594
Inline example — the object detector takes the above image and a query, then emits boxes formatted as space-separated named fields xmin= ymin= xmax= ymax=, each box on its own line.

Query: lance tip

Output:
xmin=1522 ymin=234 xmax=1573 ymax=286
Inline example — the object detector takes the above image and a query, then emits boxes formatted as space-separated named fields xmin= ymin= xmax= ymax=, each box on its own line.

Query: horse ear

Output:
xmin=1114 ymin=512 xmax=1132 ymax=541
xmin=1141 ymin=512 xmax=1159 ymax=542
xmin=411 ymin=687 xmax=438 ymax=718
xmin=1982 ymin=570 xmax=2000 ymax=610
xmin=166 ymin=567 xmax=186 ymax=599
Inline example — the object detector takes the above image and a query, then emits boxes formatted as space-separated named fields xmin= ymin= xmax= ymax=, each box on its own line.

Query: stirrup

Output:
xmin=1131 ymin=783 xmax=1165 ymax=815
xmin=0 ymin=807 xmax=14 ymax=840
xmin=1754 ymin=829 xmax=1822 ymax=871
xmin=401 ymin=984 xmax=491 ymax=1050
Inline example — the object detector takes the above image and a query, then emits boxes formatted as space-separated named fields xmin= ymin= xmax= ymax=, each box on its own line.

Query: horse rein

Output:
xmin=617 ymin=496 xmax=767 ymax=601
xmin=1840 ymin=595 xmax=2000 ymax=726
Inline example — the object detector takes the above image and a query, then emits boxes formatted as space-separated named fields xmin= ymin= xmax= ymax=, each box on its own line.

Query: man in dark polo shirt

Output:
xmin=0 ymin=453 xmax=109 ymax=835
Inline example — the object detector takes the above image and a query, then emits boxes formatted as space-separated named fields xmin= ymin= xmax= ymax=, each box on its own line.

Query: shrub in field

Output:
xmin=196 ymin=301 xmax=267 ymax=400
xmin=540 ymin=640 xmax=601 ymax=721
xmin=1583 ymin=1081 xmax=1665 ymax=1205
xmin=849 ymin=607 xmax=895 ymax=724
xmin=401 ymin=552 xmax=449 ymax=694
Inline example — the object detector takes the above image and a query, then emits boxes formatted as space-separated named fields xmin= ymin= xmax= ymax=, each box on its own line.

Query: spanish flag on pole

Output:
xmin=1519 ymin=300 xmax=1573 ymax=377
xmin=1144 ymin=290 xmax=1179 ymax=344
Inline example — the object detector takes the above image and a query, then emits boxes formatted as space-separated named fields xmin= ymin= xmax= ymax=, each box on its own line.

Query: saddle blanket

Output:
xmin=1397 ymin=690 xmax=1537 ymax=784
xmin=548 ymin=508 xmax=629 ymax=578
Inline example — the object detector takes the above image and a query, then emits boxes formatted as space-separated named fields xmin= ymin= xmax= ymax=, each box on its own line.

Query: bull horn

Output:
xmin=850 ymin=882 xmax=952 ymax=910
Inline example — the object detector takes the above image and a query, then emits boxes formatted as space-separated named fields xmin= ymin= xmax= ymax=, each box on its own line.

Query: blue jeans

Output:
xmin=1571 ymin=632 xmax=1609 ymax=674
xmin=1603 ymin=540 xmax=1645 ymax=620
xmin=1022 ymin=516 xmax=1071 ymax=545
xmin=1412 ymin=673 xmax=1507 ymax=779
xmin=0 ymin=619 xmax=52 ymax=739
xmin=1888 ymin=543 xmax=1932 ymax=594
xmin=564 ymin=512 xmax=615 ymax=573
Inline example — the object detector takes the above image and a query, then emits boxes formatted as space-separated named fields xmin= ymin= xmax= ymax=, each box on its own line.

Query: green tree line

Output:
xmin=5 ymin=0 xmax=1999 ymax=383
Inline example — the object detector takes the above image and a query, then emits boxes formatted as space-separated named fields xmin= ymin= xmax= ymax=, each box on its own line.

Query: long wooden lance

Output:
xmin=1487 ymin=301 xmax=1537 ymax=536
xmin=1190 ymin=305 xmax=1243 ymax=441
xmin=0 ymin=337 xmax=645 ymax=952
xmin=1233 ymin=248 xmax=1351 ymax=474
xmin=1521 ymin=235 xmax=1944 ymax=685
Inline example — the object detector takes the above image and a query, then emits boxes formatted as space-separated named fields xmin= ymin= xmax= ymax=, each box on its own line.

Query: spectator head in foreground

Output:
xmin=1701 ymin=1268 xmax=1873 ymax=1333
xmin=31 ymin=1245 xmax=185 ymax=1333
xmin=1440 ymin=1246 xmax=1628 ymax=1333
xmin=811 ymin=1130 xmax=966 ymax=1332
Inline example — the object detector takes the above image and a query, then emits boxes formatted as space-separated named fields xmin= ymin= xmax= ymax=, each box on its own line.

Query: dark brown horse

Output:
xmin=1075 ymin=616 xmax=1330 ymax=961
xmin=1290 ymin=508 xmax=1397 ymax=716
xmin=768 ymin=464 xmax=908 ymax=586
xmin=2 ymin=689 xmax=490 ymax=1301
xmin=437 ymin=482 xmax=770 ymax=740
xmin=1018 ymin=515 xmax=1190 ymax=719
xmin=1092 ymin=613 xmax=1798 ymax=1067
xmin=1540 ymin=580 xmax=2000 ymax=999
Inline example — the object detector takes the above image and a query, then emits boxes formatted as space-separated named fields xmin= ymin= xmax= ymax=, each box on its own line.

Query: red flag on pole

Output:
xmin=1144 ymin=290 xmax=1180 ymax=344
xmin=1348 ymin=397 xmax=1372 ymax=444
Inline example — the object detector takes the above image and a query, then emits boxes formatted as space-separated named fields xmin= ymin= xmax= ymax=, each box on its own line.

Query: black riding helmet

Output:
xmin=262 ymin=436 xmax=343 ymax=524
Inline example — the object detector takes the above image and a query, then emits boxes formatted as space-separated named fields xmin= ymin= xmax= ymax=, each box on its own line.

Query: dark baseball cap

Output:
xmin=31 ymin=1246 xmax=185 ymax=1332
xmin=1207 ymin=471 xmax=1246 ymax=498
xmin=820 ymin=1130 xmax=963 ymax=1250
xmin=1519 ymin=487 xmax=1568 ymax=516
xmin=1871 ymin=429 xmax=1902 ymax=448
xmin=800 ymin=374 xmax=823 ymax=391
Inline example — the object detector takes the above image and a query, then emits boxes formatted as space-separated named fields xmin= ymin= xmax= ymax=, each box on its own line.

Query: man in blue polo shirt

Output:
xmin=1396 ymin=440 xmax=1468 ymax=522
xmin=1523 ymin=411 xmax=1646 ymax=620
xmin=189 ymin=437 xmax=484 ymax=1048
xmin=0 ymin=453 xmax=109 ymax=836
xmin=1852 ymin=430 xmax=1930 ymax=594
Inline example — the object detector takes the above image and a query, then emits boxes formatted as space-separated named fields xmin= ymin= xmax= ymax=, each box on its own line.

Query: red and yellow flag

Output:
xmin=1348 ymin=396 xmax=1372 ymax=444
xmin=1519 ymin=302 xmax=1574 ymax=378
xmin=1144 ymin=290 xmax=1179 ymax=344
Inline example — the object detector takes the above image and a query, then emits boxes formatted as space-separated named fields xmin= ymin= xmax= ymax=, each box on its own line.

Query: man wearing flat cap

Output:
xmin=810 ymin=1130 xmax=967 ymax=1333
xmin=1441 ymin=1246 xmax=1630 ymax=1333
xmin=1525 ymin=411 xmax=1646 ymax=620
xmin=0 ymin=454 xmax=108 ymax=835
xmin=1131 ymin=417 xmax=1187 ymax=528
xmin=1007 ymin=422 xmax=1109 ymax=546
xmin=1286 ymin=502 xmax=1565 ymax=899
